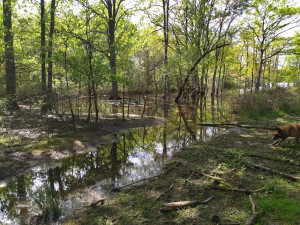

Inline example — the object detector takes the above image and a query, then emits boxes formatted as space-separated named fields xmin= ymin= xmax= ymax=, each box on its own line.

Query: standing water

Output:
xmin=0 ymin=97 xmax=229 ymax=224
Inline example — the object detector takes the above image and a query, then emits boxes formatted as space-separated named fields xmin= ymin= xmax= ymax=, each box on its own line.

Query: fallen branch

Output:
xmin=112 ymin=168 xmax=173 ymax=191
xmin=247 ymin=154 xmax=300 ymax=167
xmin=208 ymin=185 xmax=266 ymax=194
xmin=248 ymin=162 xmax=300 ymax=181
xmin=197 ymin=123 xmax=274 ymax=130
xmin=161 ymin=196 xmax=215 ymax=212
xmin=244 ymin=194 xmax=261 ymax=225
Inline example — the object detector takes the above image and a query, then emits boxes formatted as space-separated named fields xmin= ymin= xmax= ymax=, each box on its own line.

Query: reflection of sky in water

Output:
xmin=0 ymin=104 xmax=226 ymax=224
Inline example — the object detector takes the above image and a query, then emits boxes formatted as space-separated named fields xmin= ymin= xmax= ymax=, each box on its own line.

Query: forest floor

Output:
xmin=0 ymin=105 xmax=166 ymax=180
xmin=63 ymin=118 xmax=300 ymax=225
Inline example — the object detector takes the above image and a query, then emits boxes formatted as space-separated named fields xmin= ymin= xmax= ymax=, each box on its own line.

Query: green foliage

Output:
xmin=0 ymin=98 xmax=9 ymax=114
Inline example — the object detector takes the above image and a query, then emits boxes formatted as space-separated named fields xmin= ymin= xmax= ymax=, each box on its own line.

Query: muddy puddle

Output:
xmin=0 ymin=100 xmax=228 ymax=224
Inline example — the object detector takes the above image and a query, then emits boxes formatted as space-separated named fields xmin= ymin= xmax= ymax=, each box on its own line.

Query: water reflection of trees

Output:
xmin=0 ymin=95 xmax=229 ymax=223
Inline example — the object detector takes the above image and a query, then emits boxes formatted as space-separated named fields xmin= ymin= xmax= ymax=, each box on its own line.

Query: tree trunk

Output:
xmin=216 ymin=47 xmax=225 ymax=97
xmin=41 ymin=0 xmax=46 ymax=95
xmin=211 ymin=48 xmax=219 ymax=97
xmin=47 ymin=0 xmax=56 ymax=98
xmin=255 ymin=48 xmax=264 ymax=91
xmin=3 ymin=0 xmax=18 ymax=108
xmin=163 ymin=0 xmax=169 ymax=100
xmin=107 ymin=0 xmax=119 ymax=99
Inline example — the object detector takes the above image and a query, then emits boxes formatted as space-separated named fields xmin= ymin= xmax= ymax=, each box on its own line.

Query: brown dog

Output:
xmin=272 ymin=124 xmax=300 ymax=146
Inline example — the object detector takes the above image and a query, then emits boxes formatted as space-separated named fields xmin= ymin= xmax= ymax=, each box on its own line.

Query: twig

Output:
xmin=184 ymin=169 xmax=195 ymax=183
xmin=167 ymin=183 xmax=174 ymax=191
xmin=161 ymin=196 xmax=215 ymax=212
xmin=248 ymin=162 xmax=300 ymax=181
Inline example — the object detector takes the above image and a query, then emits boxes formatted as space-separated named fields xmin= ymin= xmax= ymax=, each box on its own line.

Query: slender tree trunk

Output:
xmin=251 ymin=48 xmax=256 ymax=93
xmin=41 ymin=0 xmax=46 ymax=95
xmin=64 ymin=43 xmax=76 ymax=131
xmin=255 ymin=48 xmax=264 ymax=91
xmin=3 ymin=0 xmax=18 ymax=108
xmin=47 ymin=0 xmax=56 ymax=97
xmin=217 ymin=47 xmax=225 ymax=97
xmin=211 ymin=48 xmax=219 ymax=98
xmin=244 ymin=41 xmax=249 ymax=93
xmin=87 ymin=75 xmax=92 ymax=123
xmin=163 ymin=0 xmax=169 ymax=100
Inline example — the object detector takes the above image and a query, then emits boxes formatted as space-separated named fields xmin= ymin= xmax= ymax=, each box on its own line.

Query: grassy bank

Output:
xmin=63 ymin=121 xmax=300 ymax=225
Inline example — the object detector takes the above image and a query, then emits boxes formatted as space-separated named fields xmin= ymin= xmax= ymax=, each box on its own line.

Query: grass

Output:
xmin=232 ymin=87 xmax=300 ymax=120
xmin=258 ymin=197 xmax=300 ymax=224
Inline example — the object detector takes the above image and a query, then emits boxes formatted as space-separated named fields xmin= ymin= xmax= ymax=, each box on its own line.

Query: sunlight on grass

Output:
xmin=178 ymin=207 xmax=199 ymax=220
xmin=223 ymin=207 xmax=248 ymax=223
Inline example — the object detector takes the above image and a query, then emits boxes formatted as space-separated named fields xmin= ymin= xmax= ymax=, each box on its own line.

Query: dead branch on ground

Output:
xmin=197 ymin=122 xmax=274 ymax=130
xmin=244 ymin=194 xmax=261 ymax=225
xmin=248 ymin=162 xmax=300 ymax=181
xmin=161 ymin=196 xmax=215 ymax=212
xmin=208 ymin=185 xmax=266 ymax=194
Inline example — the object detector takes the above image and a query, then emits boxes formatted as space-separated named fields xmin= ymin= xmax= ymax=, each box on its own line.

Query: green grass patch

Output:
xmin=257 ymin=197 xmax=300 ymax=224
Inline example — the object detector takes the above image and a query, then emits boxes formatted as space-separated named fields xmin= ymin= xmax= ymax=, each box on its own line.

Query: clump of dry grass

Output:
xmin=232 ymin=88 xmax=300 ymax=119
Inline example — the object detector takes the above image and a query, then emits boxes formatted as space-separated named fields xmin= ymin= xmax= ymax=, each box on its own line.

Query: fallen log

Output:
xmin=248 ymin=162 xmax=300 ymax=181
xmin=161 ymin=196 xmax=215 ymax=212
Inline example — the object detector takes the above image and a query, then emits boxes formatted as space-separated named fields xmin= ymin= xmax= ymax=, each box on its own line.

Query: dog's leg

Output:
xmin=273 ymin=138 xmax=286 ymax=146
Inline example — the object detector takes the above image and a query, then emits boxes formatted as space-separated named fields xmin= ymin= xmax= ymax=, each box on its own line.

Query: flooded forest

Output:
xmin=1 ymin=0 xmax=300 ymax=224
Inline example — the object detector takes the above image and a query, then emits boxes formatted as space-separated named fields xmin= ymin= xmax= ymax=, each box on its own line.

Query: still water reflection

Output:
xmin=0 ymin=100 xmax=227 ymax=224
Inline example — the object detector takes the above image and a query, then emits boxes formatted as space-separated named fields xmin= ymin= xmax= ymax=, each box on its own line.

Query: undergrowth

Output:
xmin=232 ymin=87 xmax=300 ymax=120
